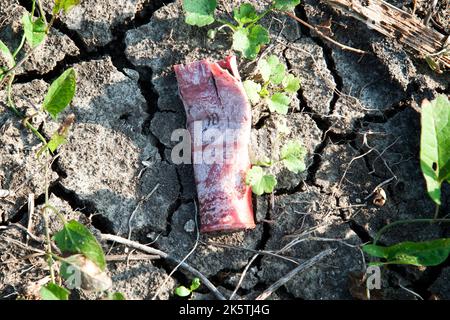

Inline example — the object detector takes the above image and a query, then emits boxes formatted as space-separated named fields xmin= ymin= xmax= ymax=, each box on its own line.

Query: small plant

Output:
xmin=1 ymin=0 xmax=124 ymax=300
xmin=246 ymin=140 xmax=306 ymax=195
xmin=419 ymin=95 xmax=450 ymax=207
xmin=244 ymin=54 xmax=301 ymax=114
xmin=174 ymin=277 xmax=201 ymax=298
xmin=363 ymin=237 xmax=450 ymax=267
xmin=363 ymin=95 xmax=450 ymax=267
xmin=182 ymin=0 xmax=300 ymax=59
xmin=0 ymin=0 xmax=80 ymax=154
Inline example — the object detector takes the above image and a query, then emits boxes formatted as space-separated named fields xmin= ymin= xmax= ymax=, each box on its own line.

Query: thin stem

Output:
xmin=36 ymin=0 xmax=48 ymax=25
xmin=434 ymin=204 xmax=440 ymax=219
xmin=6 ymin=74 xmax=23 ymax=117
xmin=248 ymin=6 xmax=274 ymax=28
xmin=216 ymin=19 xmax=238 ymax=32
xmin=44 ymin=204 xmax=67 ymax=224
xmin=42 ymin=155 xmax=55 ymax=283
xmin=13 ymin=36 xmax=26 ymax=59
xmin=31 ymin=0 xmax=36 ymax=14
xmin=373 ymin=218 xmax=450 ymax=245
xmin=24 ymin=119 xmax=47 ymax=145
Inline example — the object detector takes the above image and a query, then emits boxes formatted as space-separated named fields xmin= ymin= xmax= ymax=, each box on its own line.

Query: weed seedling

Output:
xmin=182 ymin=0 xmax=300 ymax=59
xmin=246 ymin=140 xmax=306 ymax=195
xmin=362 ymin=95 xmax=450 ymax=267
xmin=175 ymin=277 xmax=201 ymax=298
xmin=244 ymin=54 xmax=301 ymax=114
xmin=1 ymin=0 xmax=125 ymax=300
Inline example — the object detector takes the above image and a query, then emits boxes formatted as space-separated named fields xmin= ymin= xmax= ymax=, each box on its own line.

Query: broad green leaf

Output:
xmin=43 ymin=68 xmax=76 ymax=120
xmin=40 ymin=283 xmax=69 ymax=300
xmin=53 ymin=220 xmax=106 ymax=271
xmin=266 ymin=55 xmax=286 ymax=85
xmin=183 ymin=0 xmax=217 ymax=27
xmin=258 ymin=58 xmax=272 ymax=82
xmin=249 ymin=25 xmax=270 ymax=45
xmin=283 ymin=74 xmax=301 ymax=93
xmin=245 ymin=166 xmax=277 ymax=195
xmin=53 ymin=0 xmax=80 ymax=14
xmin=363 ymin=238 xmax=450 ymax=267
xmin=22 ymin=14 xmax=46 ymax=48
xmin=175 ymin=286 xmax=191 ymax=297
xmin=243 ymin=80 xmax=261 ymax=104
xmin=420 ymin=95 xmax=450 ymax=205
xmin=273 ymin=0 xmax=301 ymax=11
xmin=0 ymin=40 xmax=14 ymax=68
xmin=233 ymin=3 xmax=259 ymax=25
xmin=190 ymin=278 xmax=201 ymax=291
xmin=281 ymin=140 xmax=306 ymax=173
xmin=109 ymin=292 xmax=126 ymax=300
xmin=232 ymin=25 xmax=269 ymax=60
xmin=268 ymin=93 xmax=290 ymax=114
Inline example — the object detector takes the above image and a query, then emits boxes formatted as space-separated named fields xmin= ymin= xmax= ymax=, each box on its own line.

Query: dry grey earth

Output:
xmin=0 ymin=0 xmax=449 ymax=300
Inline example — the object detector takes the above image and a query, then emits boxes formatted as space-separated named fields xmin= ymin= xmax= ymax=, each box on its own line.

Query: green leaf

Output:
xmin=283 ymin=74 xmax=301 ymax=93
xmin=245 ymin=166 xmax=277 ymax=195
xmin=40 ymin=283 xmax=70 ymax=300
xmin=53 ymin=220 xmax=106 ymax=271
xmin=420 ymin=95 xmax=450 ymax=205
xmin=243 ymin=80 xmax=261 ymax=104
xmin=258 ymin=58 xmax=272 ymax=82
xmin=190 ymin=278 xmax=201 ymax=291
xmin=273 ymin=0 xmax=301 ymax=11
xmin=43 ymin=68 xmax=76 ymax=120
xmin=362 ymin=238 xmax=450 ymax=267
xmin=109 ymin=292 xmax=126 ymax=300
xmin=22 ymin=14 xmax=46 ymax=48
xmin=266 ymin=55 xmax=286 ymax=85
xmin=53 ymin=0 xmax=80 ymax=14
xmin=268 ymin=93 xmax=290 ymax=114
xmin=233 ymin=3 xmax=259 ymax=25
xmin=183 ymin=0 xmax=217 ymax=27
xmin=0 ymin=40 xmax=14 ymax=68
xmin=281 ymin=140 xmax=306 ymax=173
xmin=175 ymin=286 xmax=191 ymax=297
xmin=47 ymin=132 xmax=67 ymax=153
xmin=232 ymin=25 xmax=269 ymax=60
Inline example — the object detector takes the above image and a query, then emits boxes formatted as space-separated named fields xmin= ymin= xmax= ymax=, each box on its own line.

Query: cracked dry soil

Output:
xmin=1 ymin=0 xmax=450 ymax=300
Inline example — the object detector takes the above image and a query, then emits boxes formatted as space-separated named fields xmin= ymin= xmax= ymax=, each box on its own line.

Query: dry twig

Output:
xmin=255 ymin=249 xmax=335 ymax=300
xmin=283 ymin=11 xmax=366 ymax=54
xmin=100 ymin=233 xmax=226 ymax=300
